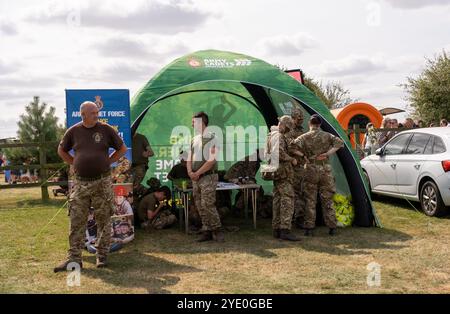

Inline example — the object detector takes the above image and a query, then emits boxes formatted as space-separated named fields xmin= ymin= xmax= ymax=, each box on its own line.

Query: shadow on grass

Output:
xmin=16 ymin=198 xmax=67 ymax=208
xmin=81 ymin=251 xmax=200 ymax=294
xmin=374 ymin=194 xmax=450 ymax=218
xmin=133 ymin=217 xmax=413 ymax=258
xmin=59 ymin=204 xmax=414 ymax=292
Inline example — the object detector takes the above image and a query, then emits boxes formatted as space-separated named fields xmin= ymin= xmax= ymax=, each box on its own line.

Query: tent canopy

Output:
xmin=131 ymin=50 xmax=379 ymax=227
xmin=379 ymin=107 xmax=405 ymax=116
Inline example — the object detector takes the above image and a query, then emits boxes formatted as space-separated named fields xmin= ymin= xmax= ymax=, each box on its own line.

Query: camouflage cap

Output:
xmin=278 ymin=115 xmax=295 ymax=130
xmin=291 ymin=107 xmax=304 ymax=119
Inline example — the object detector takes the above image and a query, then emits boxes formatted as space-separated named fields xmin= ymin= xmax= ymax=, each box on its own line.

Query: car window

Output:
xmin=433 ymin=136 xmax=446 ymax=154
xmin=424 ymin=136 xmax=433 ymax=154
xmin=405 ymin=133 xmax=432 ymax=155
xmin=384 ymin=134 xmax=411 ymax=155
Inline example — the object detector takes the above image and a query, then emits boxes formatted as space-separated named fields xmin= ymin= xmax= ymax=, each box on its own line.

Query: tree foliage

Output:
xmin=303 ymin=75 xmax=357 ymax=109
xmin=402 ymin=51 xmax=450 ymax=124
xmin=4 ymin=96 xmax=65 ymax=164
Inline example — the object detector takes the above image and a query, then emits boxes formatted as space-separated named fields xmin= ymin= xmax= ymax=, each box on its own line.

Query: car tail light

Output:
xmin=442 ymin=160 xmax=450 ymax=172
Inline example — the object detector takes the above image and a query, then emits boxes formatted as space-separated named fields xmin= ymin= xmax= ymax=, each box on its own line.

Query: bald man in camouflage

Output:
xmin=268 ymin=115 xmax=300 ymax=241
xmin=293 ymin=114 xmax=344 ymax=236
xmin=55 ymin=101 xmax=127 ymax=271
xmin=286 ymin=106 xmax=307 ymax=229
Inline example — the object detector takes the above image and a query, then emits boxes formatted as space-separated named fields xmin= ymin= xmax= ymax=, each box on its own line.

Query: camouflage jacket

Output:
xmin=266 ymin=126 xmax=294 ymax=180
xmin=293 ymin=127 xmax=344 ymax=165
xmin=286 ymin=125 xmax=306 ymax=165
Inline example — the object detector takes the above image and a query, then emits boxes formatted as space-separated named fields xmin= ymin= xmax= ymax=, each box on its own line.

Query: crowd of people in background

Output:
xmin=0 ymin=155 xmax=40 ymax=184
xmin=362 ymin=117 xmax=450 ymax=158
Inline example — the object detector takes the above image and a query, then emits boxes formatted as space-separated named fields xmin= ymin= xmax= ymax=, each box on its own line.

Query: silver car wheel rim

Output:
xmin=422 ymin=185 xmax=437 ymax=214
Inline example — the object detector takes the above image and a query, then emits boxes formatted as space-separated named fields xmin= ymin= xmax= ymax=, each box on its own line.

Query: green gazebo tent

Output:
xmin=130 ymin=50 xmax=379 ymax=227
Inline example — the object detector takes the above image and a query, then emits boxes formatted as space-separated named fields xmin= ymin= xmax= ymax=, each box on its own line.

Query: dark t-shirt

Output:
xmin=132 ymin=133 xmax=153 ymax=165
xmin=137 ymin=193 xmax=158 ymax=222
xmin=60 ymin=122 xmax=124 ymax=178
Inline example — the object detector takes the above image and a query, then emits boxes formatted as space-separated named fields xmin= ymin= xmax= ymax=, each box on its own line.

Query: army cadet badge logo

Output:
xmin=93 ymin=132 xmax=103 ymax=143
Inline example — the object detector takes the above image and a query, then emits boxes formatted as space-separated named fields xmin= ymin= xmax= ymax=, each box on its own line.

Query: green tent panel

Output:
xmin=130 ymin=50 xmax=380 ymax=227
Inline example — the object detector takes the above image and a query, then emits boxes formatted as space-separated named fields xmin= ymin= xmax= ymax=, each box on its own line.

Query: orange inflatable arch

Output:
xmin=331 ymin=102 xmax=383 ymax=148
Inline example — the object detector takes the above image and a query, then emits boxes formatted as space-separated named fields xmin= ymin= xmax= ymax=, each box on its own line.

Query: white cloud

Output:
xmin=0 ymin=63 xmax=16 ymax=76
xmin=25 ymin=0 xmax=216 ymax=34
xmin=92 ymin=35 xmax=191 ymax=60
xmin=100 ymin=61 xmax=158 ymax=82
xmin=0 ymin=75 xmax=59 ymax=88
xmin=318 ymin=55 xmax=387 ymax=77
xmin=94 ymin=37 xmax=151 ymax=58
xmin=0 ymin=21 xmax=18 ymax=36
xmin=259 ymin=33 xmax=319 ymax=57
xmin=0 ymin=118 xmax=20 ymax=139
xmin=383 ymin=0 xmax=450 ymax=9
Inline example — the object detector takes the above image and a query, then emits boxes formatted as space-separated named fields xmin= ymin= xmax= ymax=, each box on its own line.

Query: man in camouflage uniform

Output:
xmin=268 ymin=115 xmax=300 ymax=241
xmin=187 ymin=112 xmax=224 ymax=242
xmin=286 ymin=106 xmax=307 ymax=228
xmin=293 ymin=114 xmax=344 ymax=236
xmin=55 ymin=101 xmax=127 ymax=271
xmin=132 ymin=132 xmax=154 ymax=190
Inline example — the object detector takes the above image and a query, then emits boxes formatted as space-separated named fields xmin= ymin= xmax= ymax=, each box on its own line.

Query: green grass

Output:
xmin=1 ymin=186 xmax=450 ymax=294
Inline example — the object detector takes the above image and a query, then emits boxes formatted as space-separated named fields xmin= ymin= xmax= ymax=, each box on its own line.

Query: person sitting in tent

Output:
xmin=167 ymin=150 xmax=190 ymax=186
xmin=137 ymin=186 xmax=176 ymax=231
xmin=224 ymin=149 xmax=264 ymax=216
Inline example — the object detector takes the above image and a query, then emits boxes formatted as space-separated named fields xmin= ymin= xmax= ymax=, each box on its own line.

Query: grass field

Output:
xmin=1 ymin=185 xmax=450 ymax=294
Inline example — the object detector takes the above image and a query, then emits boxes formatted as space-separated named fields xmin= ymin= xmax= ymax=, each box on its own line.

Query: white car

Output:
xmin=361 ymin=127 xmax=450 ymax=216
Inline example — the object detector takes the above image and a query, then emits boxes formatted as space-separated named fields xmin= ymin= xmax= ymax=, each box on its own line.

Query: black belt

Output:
xmin=75 ymin=171 xmax=111 ymax=182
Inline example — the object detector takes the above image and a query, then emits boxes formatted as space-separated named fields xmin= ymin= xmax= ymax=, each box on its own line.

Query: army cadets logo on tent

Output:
xmin=188 ymin=58 xmax=202 ymax=68
xmin=93 ymin=132 xmax=103 ymax=143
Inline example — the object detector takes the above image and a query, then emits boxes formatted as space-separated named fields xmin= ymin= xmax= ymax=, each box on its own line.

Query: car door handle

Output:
xmin=414 ymin=164 xmax=421 ymax=170
xmin=390 ymin=164 xmax=396 ymax=169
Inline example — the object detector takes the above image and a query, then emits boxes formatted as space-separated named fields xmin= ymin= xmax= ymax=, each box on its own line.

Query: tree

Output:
xmin=4 ymin=96 xmax=65 ymax=164
xmin=402 ymin=50 xmax=450 ymax=124
xmin=303 ymin=75 xmax=357 ymax=109
xmin=275 ymin=65 xmax=357 ymax=109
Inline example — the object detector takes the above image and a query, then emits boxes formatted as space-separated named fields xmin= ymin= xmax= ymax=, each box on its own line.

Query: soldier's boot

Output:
xmin=304 ymin=228 xmax=314 ymax=237
xmin=212 ymin=230 xmax=225 ymax=242
xmin=279 ymin=229 xmax=300 ymax=241
xmin=294 ymin=220 xmax=304 ymax=230
xmin=329 ymin=228 xmax=337 ymax=236
xmin=96 ymin=256 xmax=107 ymax=268
xmin=272 ymin=229 xmax=281 ymax=239
xmin=196 ymin=231 xmax=213 ymax=242
xmin=53 ymin=260 xmax=82 ymax=273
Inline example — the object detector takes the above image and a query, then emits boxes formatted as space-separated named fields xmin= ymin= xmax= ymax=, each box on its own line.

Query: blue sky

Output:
xmin=0 ymin=0 xmax=449 ymax=137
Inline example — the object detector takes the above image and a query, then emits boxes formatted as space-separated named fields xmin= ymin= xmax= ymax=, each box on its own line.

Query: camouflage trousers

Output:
xmin=292 ymin=166 xmax=306 ymax=226
xmin=132 ymin=164 xmax=147 ymax=189
xmin=192 ymin=173 xmax=221 ymax=231
xmin=144 ymin=210 xmax=177 ymax=230
xmin=272 ymin=178 xmax=294 ymax=230
xmin=67 ymin=176 xmax=114 ymax=262
xmin=303 ymin=164 xmax=337 ymax=229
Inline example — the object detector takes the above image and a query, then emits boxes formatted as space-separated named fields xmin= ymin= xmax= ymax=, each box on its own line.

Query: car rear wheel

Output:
xmin=363 ymin=171 xmax=372 ymax=194
xmin=420 ymin=181 xmax=447 ymax=217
